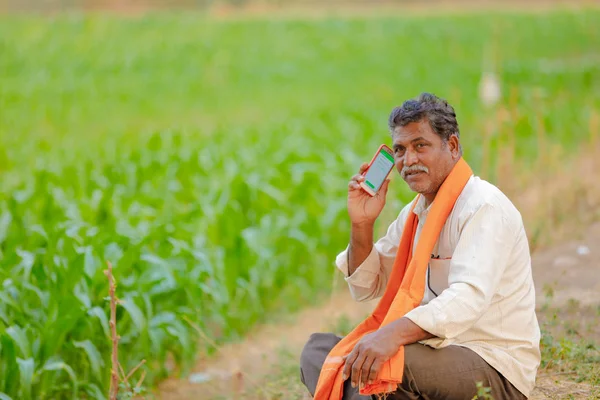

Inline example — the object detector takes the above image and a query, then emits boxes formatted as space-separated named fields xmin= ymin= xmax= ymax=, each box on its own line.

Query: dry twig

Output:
xmin=105 ymin=261 xmax=120 ymax=400
xmin=105 ymin=261 xmax=148 ymax=400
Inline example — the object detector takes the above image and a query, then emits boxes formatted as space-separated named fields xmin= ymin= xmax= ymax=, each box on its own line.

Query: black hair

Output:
xmin=388 ymin=92 xmax=460 ymax=143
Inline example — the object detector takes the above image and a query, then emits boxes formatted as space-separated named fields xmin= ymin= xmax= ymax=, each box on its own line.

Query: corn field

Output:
xmin=0 ymin=8 xmax=599 ymax=399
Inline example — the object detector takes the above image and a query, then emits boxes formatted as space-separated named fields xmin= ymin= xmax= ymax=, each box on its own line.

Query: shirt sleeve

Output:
xmin=335 ymin=203 xmax=412 ymax=302
xmin=404 ymin=202 xmax=517 ymax=341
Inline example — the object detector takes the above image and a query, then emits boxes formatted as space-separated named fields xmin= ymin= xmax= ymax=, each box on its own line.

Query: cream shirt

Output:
xmin=336 ymin=176 xmax=541 ymax=398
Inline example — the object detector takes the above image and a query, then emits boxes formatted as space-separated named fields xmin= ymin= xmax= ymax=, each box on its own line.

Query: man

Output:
xmin=300 ymin=93 xmax=541 ymax=400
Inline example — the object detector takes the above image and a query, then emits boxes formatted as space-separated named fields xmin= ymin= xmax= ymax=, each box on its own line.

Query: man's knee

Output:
xmin=398 ymin=344 xmax=520 ymax=400
xmin=396 ymin=343 xmax=431 ymax=394
xmin=299 ymin=333 xmax=322 ymax=382
xmin=300 ymin=332 xmax=340 ymax=371
xmin=300 ymin=333 xmax=341 ymax=392
xmin=402 ymin=343 xmax=434 ymax=375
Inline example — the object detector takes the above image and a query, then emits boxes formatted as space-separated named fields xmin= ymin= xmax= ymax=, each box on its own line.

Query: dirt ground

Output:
xmin=158 ymin=222 xmax=600 ymax=399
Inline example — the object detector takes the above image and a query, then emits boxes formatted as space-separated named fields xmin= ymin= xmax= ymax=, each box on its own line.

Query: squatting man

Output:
xmin=299 ymin=93 xmax=541 ymax=400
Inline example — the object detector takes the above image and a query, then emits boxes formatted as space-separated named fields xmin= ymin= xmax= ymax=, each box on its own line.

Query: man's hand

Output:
xmin=348 ymin=162 xmax=391 ymax=227
xmin=342 ymin=325 xmax=400 ymax=389
xmin=342 ymin=318 xmax=435 ymax=389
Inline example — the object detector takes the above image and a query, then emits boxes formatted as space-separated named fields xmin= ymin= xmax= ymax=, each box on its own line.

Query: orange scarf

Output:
xmin=314 ymin=158 xmax=473 ymax=399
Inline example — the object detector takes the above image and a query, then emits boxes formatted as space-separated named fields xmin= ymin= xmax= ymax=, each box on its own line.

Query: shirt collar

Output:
xmin=412 ymin=194 xmax=432 ymax=219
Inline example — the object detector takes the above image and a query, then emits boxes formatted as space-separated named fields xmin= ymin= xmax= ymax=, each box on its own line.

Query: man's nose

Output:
xmin=404 ymin=149 xmax=418 ymax=166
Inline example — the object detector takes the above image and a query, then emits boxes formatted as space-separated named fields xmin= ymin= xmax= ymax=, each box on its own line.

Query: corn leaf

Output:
xmin=73 ymin=340 xmax=104 ymax=381
xmin=16 ymin=358 xmax=33 ymax=400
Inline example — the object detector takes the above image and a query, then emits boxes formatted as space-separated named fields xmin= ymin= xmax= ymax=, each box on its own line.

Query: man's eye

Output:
xmin=417 ymin=143 xmax=426 ymax=149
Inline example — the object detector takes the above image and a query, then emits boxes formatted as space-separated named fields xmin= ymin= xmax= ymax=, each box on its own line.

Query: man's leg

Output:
xmin=389 ymin=343 xmax=526 ymax=400
xmin=300 ymin=332 xmax=372 ymax=400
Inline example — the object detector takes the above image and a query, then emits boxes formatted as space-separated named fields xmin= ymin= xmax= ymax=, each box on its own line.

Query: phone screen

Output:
xmin=363 ymin=149 xmax=395 ymax=192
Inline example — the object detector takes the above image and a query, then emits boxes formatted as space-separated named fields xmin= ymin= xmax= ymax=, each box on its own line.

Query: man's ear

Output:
xmin=448 ymin=134 xmax=460 ymax=158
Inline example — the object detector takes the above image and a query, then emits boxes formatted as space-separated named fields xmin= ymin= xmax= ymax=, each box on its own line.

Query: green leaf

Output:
xmin=150 ymin=312 xmax=177 ymax=327
xmin=120 ymin=298 xmax=147 ymax=332
xmin=0 ymin=304 xmax=9 ymax=326
xmin=40 ymin=295 xmax=86 ymax=358
xmin=140 ymin=253 xmax=167 ymax=267
xmin=88 ymin=307 xmax=110 ymax=339
xmin=0 ymin=335 xmax=19 ymax=394
xmin=0 ymin=207 xmax=12 ymax=245
xmin=74 ymin=279 xmax=92 ymax=309
xmin=84 ymin=247 xmax=97 ymax=278
xmin=15 ymin=250 xmax=35 ymax=282
xmin=6 ymin=326 xmax=30 ymax=358
xmin=166 ymin=320 xmax=191 ymax=351
xmin=73 ymin=340 xmax=104 ymax=380
xmin=41 ymin=360 xmax=78 ymax=399
xmin=82 ymin=383 xmax=106 ymax=400
xmin=104 ymin=243 xmax=123 ymax=264
xmin=0 ymin=291 xmax=20 ymax=312
xmin=16 ymin=358 xmax=34 ymax=400
xmin=21 ymin=283 xmax=49 ymax=309
xmin=0 ymin=392 xmax=14 ymax=400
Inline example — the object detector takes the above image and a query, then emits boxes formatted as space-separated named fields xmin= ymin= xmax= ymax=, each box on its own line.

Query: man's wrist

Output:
xmin=351 ymin=221 xmax=375 ymax=230
xmin=386 ymin=319 xmax=410 ymax=347
xmin=385 ymin=317 xmax=435 ymax=347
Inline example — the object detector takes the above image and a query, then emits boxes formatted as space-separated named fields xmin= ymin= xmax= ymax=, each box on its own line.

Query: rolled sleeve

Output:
xmin=334 ymin=201 xmax=414 ymax=302
xmin=336 ymin=245 xmax=384 ymax=301
xmin=404 ymin=202 xmax=516 ymax=340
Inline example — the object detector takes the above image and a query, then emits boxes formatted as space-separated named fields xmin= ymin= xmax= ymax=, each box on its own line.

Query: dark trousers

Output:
xmin=300 ymin=333 xmax=526 ymax=400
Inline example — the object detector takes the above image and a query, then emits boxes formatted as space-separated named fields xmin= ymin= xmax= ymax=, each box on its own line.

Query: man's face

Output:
xmin=391 ymin=119 xmax=460 ymax=197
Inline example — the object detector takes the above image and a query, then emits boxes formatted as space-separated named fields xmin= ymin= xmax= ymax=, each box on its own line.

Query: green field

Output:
xmin=1 ymin=8 xmax=599 ymax=399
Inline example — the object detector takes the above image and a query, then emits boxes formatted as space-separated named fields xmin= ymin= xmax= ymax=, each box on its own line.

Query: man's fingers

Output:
xmin=358 ymin=162 xmax=369 ymax=174
xmin=342 ymin=350 xmax=358 ymax=381
xmin=360 ymin=356 xmax=375 ymax=389
xmin=351 ymin=353 xmax=367 ymax=388
xmin=348 ymin=174 xmax=366 ymax=191
xmin=367 ymin=359 xmax=383 ymax=385
xmin=347 ymin=163 xmax=368 ymax=192
xmin=351 ymin=173 xmax=365 ymax=183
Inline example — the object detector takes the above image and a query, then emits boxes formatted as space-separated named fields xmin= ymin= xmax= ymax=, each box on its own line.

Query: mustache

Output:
xmin=401 ymin=164 xmax=429 ymax=180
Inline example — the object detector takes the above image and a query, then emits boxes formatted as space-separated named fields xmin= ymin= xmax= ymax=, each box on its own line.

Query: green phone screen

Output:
xmin=364 ymin=149 xmax=394 ymax=192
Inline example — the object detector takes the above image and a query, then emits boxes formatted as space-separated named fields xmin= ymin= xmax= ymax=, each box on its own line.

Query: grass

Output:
xmin=538 ymin=292 xmax=600 ymax=390
xmin=0 ymin=7 xmax=600 ymax=399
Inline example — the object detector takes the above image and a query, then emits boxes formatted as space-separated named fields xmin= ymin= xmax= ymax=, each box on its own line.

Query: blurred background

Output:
xmin=1 ymin=0 xmax=599 ymax=399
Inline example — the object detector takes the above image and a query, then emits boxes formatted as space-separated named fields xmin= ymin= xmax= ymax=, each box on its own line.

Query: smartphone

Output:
xmin=359 ymin=144 xmax=395 ymax=196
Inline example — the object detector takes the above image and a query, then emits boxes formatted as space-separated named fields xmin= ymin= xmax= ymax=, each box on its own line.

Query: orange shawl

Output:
xmin=314 ymin=158 xmax=473 ymax=399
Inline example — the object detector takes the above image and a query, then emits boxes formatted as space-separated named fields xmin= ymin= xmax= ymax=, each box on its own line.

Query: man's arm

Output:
xmin=385 ymin=317 xmax=436 ymax=345
xmin=347 ymin=223 xmax=374 ymax=276
xmin=335 ymin=202 xmax=413 ymax=302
